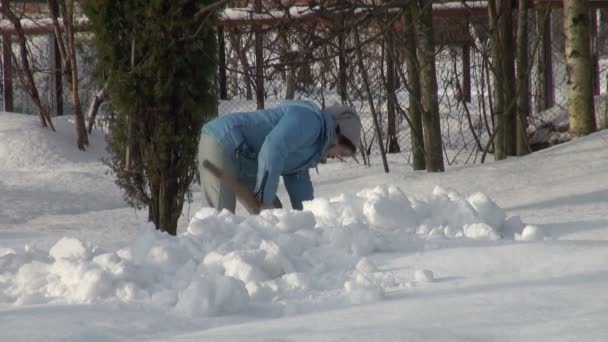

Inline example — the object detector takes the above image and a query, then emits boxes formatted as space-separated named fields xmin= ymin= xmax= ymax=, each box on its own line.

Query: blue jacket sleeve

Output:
xmin=254 ymin=108 xmax=321 ymax=207
xmin=283 ymin=171 xmax=313 ymax=210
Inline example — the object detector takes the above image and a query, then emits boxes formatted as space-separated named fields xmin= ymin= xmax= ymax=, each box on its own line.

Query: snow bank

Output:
xmin=0 ymin=185 xmax=523 ymax=316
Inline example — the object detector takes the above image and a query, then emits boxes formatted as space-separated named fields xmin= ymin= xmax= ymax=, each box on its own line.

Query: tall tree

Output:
xmin=385 ymin=27 xmax=400 ymax=154
xmin=499 ymin=0 xmax=516 ymax=156
xmin=604 ymin=75 xmax=608 ymax=129
xmin=515 ymin=0 xmax=530 ymax=155
xmin=402 ymin=1 xmax=425 ymax=170
xmin=84 ymin=0 xmax=217 ymax=235
xmin=488 ymin=0 xmax=506 ymax=160
xmin=1 ymin=0 xmax=12 ymax=113
xmin=564 ymin=0 xmax=596 ymax=137
xmin=416 ymin=0 xmax=444 ymax=172
xmin=47 ymin=0 xmax=88 ymax=150
xmin=534 ymin=9 xmax=552 ymax=113
xmin=254 ymin=0 xmax=264 ymax=109
xmin=0 ymin=4 xmax=55 ymax=130
xmin=354 ymin=26 xmax=390 ymax=173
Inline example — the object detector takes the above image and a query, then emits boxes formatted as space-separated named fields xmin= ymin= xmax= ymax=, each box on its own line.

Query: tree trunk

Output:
xmin=489 ymin=0 xmax=506 ymax=160
xmin=499 ymin=0 xmax=516 ymax=156
xmin=159 ymin=170 xmax=180 ymax=236
xmin=338 ymin=16 xmax=348 ymax=104
xmin=13 ymin=23 xmax=54 ymax=130
xmin=229 ymin=31 xmax=253 ymax=100
xmin=218 ymin=26 xmax=227 ymax=100
xmin=354 ymin=27 xmax=389 ymax=173
xmin=49 ymin=0 xmax=88 ymax=149
xmin=281 ymin=33 xmax=296 ymax=100
xmin=0 ymin=0 xmax=12 ymax=113
xmin=535 ymin=10 xmax=548 ymax=113
xmin=49 ymin=33 xmax=63 ymax=116
xmin=48 ymin=0 xmax=62 ymax=117
xmin=385 ymin=29 xmax=399 ymax=154
xmin=403 ymin=3 xmax=425 ymax=170
xmin=254 ymin=0 xmax=264 ymax=109
xmin=515 ymin=0 xmax=530 ymax=156
xmin=87 ymin=85 xmax=106 ymax=133
xmin=462 ymin=44 xmax=471 ymax=102
xmin=600 ymin=9 xmax=608 ymax=55
xmin=416 ymin=0 xmax=444 ymax=172
xmin=590 ymin=10 xmax=600 ymax=95
xmin=604 ymin=74 xmax=608 ymax=129
xmin=564 ymin=0 xmax=596 ymax=137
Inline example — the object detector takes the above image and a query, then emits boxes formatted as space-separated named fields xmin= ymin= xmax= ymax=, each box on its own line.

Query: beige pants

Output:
xmin=198 ymin=134 xmax=259 ymax=214
xmin=199 ymin=134 xmax=238 ymax=213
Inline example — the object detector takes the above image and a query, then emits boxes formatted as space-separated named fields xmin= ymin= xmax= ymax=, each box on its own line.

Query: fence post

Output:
xmin=1 ymin=0 xmax=13 ymax=112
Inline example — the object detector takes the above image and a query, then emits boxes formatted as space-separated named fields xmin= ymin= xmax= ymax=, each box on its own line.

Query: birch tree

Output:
xmin=564 ymin=0 xmax=596 ymax=137
xmin=47 ymin=0 xmax=88 ymax=150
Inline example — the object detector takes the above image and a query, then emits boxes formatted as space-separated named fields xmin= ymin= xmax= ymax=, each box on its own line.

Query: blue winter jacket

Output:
xmin=201 ymin=100 xmax=334 ymax=210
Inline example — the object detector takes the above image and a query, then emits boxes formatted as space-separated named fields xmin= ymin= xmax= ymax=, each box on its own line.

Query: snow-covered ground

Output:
xmin=1 ymin=112 xmax=608 ymax=341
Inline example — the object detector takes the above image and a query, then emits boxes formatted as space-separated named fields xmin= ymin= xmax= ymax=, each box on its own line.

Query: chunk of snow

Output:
xmin=414 ymin=269 xmax=435 ymax=283
xmin=467 ymin=192 xmax=506 ymax=229
xmin=49 ymin=237 xmax=89 ymax=261
xmin=519 ymin=225 xmax=548 ymax=241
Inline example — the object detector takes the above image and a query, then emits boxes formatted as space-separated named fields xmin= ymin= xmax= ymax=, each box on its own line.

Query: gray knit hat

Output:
xmin=323 ymin=104 xmax=361 ymax=152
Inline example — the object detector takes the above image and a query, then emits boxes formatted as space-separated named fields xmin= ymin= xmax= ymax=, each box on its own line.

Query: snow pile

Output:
xmin=0 ymin=185 xmax=522 ymax=316
xmin=306 ymin=185 xmax=514 ymax=242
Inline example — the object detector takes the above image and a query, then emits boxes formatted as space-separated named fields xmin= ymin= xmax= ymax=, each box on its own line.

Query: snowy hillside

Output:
xmin=1 ymin=113 xmax=608 ymax=341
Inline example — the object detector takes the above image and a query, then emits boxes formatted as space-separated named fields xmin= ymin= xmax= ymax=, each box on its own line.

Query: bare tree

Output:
xmin=385 ymin=24 xmax=399 ymax=154
xmin=354 ymin=25 xmax=389 ymax=173
xmin=499 ymin=0 xmax=516 ymax=156
xmin=402 ymin=1 xmax=425 ymax=170
xmin=0 ymin=3 xmax=54 ymax=131
xmin=488 ymin=0 xmax=506 ymax=160
xmin=416 ymin=0 xmax=444 ymax=172
xmin=604 ymin=74 xmax=608 ymax=129
xmin=515 ymin=0 xmax=530 ymax=155
xmin=47 ymin=0 xmax=88 ymax=149
xmin=228 ymin=29 xmax=254 ymax=100
xmin=86 ymin=83 xmax=106 ymax=134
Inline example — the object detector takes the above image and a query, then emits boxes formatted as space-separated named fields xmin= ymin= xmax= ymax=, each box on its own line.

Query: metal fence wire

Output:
xmin=2 ymin=8 xmax=607 ymax=169
xmin=218 ymin=8 xmax=608 ymax=167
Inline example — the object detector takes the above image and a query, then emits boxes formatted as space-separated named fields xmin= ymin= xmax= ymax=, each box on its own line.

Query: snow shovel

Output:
xmin=201 ymin=160 xmax=282 ymax=213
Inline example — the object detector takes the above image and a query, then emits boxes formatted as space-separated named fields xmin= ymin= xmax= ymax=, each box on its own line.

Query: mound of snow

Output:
xmin=0 ymin=185 xmax=522 ymax=316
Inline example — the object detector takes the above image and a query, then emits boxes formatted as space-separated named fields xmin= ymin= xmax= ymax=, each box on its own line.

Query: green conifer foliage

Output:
xmin=84 ymin=0 xmax=217 ymax=235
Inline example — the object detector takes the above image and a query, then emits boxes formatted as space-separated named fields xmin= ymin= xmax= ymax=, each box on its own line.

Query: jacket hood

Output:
xmin=322 ymin=104 xmax=360 ymax=151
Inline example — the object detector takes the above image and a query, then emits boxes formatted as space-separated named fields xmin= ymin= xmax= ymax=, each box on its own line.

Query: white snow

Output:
xmin=1 ymin=112 xmax=608 ymax=341
xmin=414 ymin=269 xmax=435 ymax=283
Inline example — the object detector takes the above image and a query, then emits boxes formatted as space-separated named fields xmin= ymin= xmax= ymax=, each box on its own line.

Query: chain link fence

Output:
xmin=219 ymin=8 xmax=608 ymax=168
xmin=2 ymin=7 xmax=606 ymax=169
